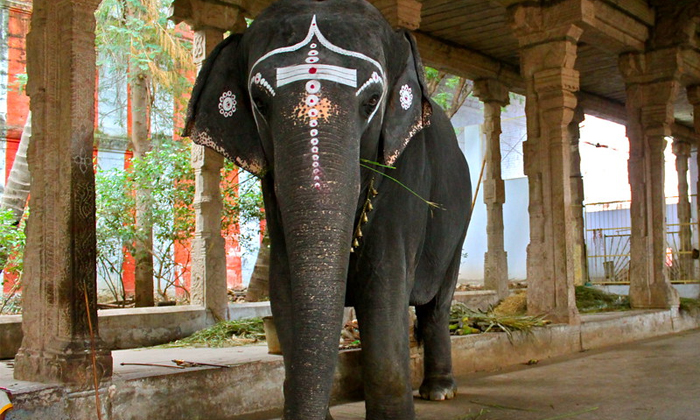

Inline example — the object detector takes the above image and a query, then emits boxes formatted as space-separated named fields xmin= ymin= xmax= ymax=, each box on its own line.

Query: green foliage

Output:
xmin=10 ymin=73 xmax=28 ymax=94
xmin=95 ymin=140 xmax=265 ymax=303
xmin=0 ymin=208 xmax=26 ymax=276
xmin=95 ymin=0 xmax=194 ymax=132
xmin=680 ymin=297 xmax=700 ymax=314
xmin=575 ymin=286 xmax=630 ymax=313
xmin=0 ymin=207 xmax=27 ymax=314
xmin=424 ymin=66 xmax=473 ymax=118
xmin=449 ymin=302 xmax=549 ymax=341
xmin=96 ymin=138 xmax=196 ymax=302
xmin=95 ymin=0 xmax=192 ymax=91
xmin=159 ymin=318 xmax=266 ymax=348
xmin=221 ymin=160 xmax=265 ymax=253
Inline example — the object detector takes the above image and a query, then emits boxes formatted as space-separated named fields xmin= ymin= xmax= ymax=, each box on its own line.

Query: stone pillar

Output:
xmin=673 ymin=140 xmax=693 ymax=281
xmin=509 ymin=5 xmax=582 ymax=324
xmin=171 ymin=0 xmax=246 ymax=321
xmin=14 ymin=0 xmax=112 ymax=385
xmin=687 ymin=85 xmax=700 ymax=294
xmin=473 ymin=78 xmax=510 ymax=300
xmin=568 ymin=106 xmax=588 ymax=286
xmin=618 ymin=50 xmax=680 ymax=309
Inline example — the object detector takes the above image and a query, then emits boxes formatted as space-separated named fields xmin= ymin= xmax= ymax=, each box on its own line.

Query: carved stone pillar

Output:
xmin=473 ymin=78 xmax=510 ymax=300
xmin=687 ymin=85 xmax=700 ymax=294
xmin=673 ymin=140 xmax=693 ymax=281
xmin=509 ymin=4 xmax=582 ymax=324
xmin=568 ymin=106 xmax=588 ymax=286
xmin=618 ymin=49 xmax=680 ymax=309
xmin=171 ymin=0 xmax=246 ymax=321
xmin=14 ymin=0 xmax=112 ymax=385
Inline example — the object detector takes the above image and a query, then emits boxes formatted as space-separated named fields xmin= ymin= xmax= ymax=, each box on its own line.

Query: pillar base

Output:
xmin=630 ymin=281 xmax=680 ymax=310
xmin=14 ymin=339 xmax=112 ymax=387
xmin=484 ymin=250 xmax=509 ymax=299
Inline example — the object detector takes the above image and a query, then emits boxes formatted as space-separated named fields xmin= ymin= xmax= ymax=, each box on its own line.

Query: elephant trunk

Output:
xmin=274 ymin=130 xmax=360 ymax=420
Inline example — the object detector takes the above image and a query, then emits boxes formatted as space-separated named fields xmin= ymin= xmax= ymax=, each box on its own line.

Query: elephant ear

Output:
xmin=184 ymin=34 xmax=266 ymax=177
xmin=381 ymin=31 xmax=433 ymax=166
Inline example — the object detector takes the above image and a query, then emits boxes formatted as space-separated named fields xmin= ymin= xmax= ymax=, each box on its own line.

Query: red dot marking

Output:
xmin=309 ymin=67 xmax=317 ymax=74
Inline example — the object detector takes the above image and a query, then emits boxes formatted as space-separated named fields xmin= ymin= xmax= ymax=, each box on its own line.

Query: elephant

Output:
xmin=184 ymin=0 xmax=472 ymax=419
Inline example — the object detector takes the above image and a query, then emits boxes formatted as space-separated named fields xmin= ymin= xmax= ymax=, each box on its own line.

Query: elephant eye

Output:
xmin=362 ymin=94 xmax=381 ymax=118
xmin=253 ymin=96 xmax=268 ymax=117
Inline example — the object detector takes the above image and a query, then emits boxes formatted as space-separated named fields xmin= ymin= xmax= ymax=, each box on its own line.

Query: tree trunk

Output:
xmin=2 ymin=112 xmax=32 ymax=223
xmin=245 ymin=232 xmax=270 ymax=302
xmin=131 ymin=71 xmax=155 ymax=307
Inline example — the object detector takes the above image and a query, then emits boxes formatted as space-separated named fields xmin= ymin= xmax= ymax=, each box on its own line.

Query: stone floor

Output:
xmin=322 ymin=329 xmax=700 ymax=420
xmin=1 ymin=312 xmax=697 ymax=419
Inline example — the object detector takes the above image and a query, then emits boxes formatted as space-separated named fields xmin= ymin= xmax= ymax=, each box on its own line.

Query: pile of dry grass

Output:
xmin=493 ymin=291 xmax=527 ymax=316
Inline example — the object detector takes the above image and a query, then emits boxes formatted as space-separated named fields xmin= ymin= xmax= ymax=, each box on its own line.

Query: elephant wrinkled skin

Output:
xmin=184 ymin=1 xmax=472 ymax=419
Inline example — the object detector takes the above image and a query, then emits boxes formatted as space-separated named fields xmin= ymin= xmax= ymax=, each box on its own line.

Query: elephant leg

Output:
xmin=415 ymin=251 xmax=461 ymax=401
xmin=355 ymin=295 xmax=416 ymax=420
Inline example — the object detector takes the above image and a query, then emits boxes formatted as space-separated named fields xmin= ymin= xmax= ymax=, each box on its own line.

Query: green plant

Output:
xmin=680 ymin=297 xmax=700 ymax=314
xmin=96 ymin=138 xmax=196 ymax=303
xmin=159 ymin=318 xmax=266 ymax=348
xmin=0 ymin=207 xmax=27 ymax=314
xmin=450 ymin=302 xmax=549 ymax=341
xmin=424 ymin=66 xmax=473 ymax=118
xmin=95 ymin=139 xmax=265 ymax=303
xmin=575 ymin=286 xmax=630 ymax=313
xmin=221 ymin=160 xmax=265 ymax=258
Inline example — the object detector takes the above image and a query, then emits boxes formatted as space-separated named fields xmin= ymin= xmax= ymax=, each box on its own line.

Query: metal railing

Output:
xmin=585 ymin=199 xmax=700 ymax=285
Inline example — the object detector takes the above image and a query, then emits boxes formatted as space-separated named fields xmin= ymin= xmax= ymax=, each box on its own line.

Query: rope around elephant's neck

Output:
xmin=351 ymin=177 xmax=378 ymax=253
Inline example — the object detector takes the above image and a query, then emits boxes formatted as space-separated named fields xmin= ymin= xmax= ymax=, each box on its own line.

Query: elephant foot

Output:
xmin=419 ymin=376 xmax=457 ymax=401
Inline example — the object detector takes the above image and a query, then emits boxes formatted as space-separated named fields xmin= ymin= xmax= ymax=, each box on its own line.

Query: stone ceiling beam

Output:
xmin=372 ymin=0 xmax=422 ymax=30
xmin=680 ymin=48 xmax=700 ymax=87
xmin=413 ymin=32 xmax=524 ymax=93
xmin=578 ymin=92 xmax=626 ymax=125
xmin=672 ymin=122 xmax=699 ymax=145
xmin=500 ymin=0 xmax=652 ymax=54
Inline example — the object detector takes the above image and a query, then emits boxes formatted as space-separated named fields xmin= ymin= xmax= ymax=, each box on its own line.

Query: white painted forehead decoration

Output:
xmin=277 ymin=64 xmax=357 ymax=88
xmin=249 ymin=15 xmax=386 ymax=89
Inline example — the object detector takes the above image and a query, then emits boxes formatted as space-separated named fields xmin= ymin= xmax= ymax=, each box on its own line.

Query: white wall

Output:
xmin=456 ymin=125 xmax=530 ymax=283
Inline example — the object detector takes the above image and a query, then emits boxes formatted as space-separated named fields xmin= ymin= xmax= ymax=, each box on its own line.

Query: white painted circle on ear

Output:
xmin=310 ymin=43 xmax=318 ymax=48
xmin=308 ymin=109 xmax=319 ymax=118
xmin=306 ymin=80 xmax=321 ymax=94
xmin=310 ymin=129 xmax=319 ymax=137
xmin=308 ymin=50 xmax=319 ymax=56
xmin=313 ymin=162 xmax=320 ymax=168
xmin=218 ymin=91 xmax=237 ymax=117
xmin=310 ymin=120 xmax=319 ymax=127
xmin=310 ymin=138 xmax=319 ymax=145
xmin=311 ymin=146 xmax=319 ymax=153
xmin=399 ymin=84 xmax=413 ymax=111
xmin=306 ymin=57 xmax=320 ymax=64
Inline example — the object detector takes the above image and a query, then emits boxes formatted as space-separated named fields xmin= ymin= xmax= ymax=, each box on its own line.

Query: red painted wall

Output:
xmin=2 ymin=5 xmax=30 ymax=293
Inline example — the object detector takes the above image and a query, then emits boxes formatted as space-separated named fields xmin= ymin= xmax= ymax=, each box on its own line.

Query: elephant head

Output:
xmin=184 ymin=1 xmax=431 ymax=418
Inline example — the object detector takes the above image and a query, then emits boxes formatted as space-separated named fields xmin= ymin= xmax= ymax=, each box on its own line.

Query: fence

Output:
xmin=585 ymin=199 xmax=700 ymax=284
